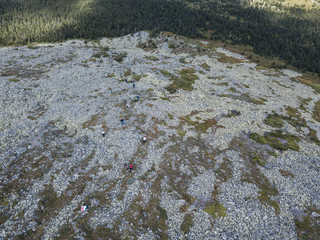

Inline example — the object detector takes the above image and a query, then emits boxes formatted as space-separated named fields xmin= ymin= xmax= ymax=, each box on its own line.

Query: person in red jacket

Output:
xmin=129 ymin=164 xmax=133 ymax=173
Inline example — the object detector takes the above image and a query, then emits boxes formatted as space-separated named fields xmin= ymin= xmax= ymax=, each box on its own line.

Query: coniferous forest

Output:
xmin=0 ymin=0 xmax=319 ymax=75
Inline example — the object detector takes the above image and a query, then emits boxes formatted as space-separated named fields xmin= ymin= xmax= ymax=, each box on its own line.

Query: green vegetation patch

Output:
xmin=82 ymin=113 xmax=107 ymax=130
xmin=215 ymin=158 xmax=233 ymax=182
xmin=264 ymin=107 xmax=320 ymax=145
xmin=264 ymin=113 xmax=285 ymax=128
xmin=219 ymin=93 xmax=266 ymax=105
xmin=180 ymin=213 xmax=194 ymax=234
xmin=249 ymin=131 xmax=300 ymax=151
xmin=92 ymin=49 xmax=109 ymax=58
xmin=160 ymin=69 xmax=173 ymax=78
xmin=112 ymin=52 xmax=127 ymax=63
xmin=199 ymin=62 xmax=210 ymax=71
xmin=250 ymin=152 xmax=266 ymax=166
xmin=279 ymin=169 xmax=294 ymax=178
xmin=132 ymin=74 xmax=142 ymax=81
xmin=242 ymin=170 xmax=280 ymax=215
xmin=165 ymin=68 xmax=199 ymax=93
xmin=296 ymin=74 xmax=320 ymax=94
xmin=217 ymin=52 xmax=244 ymax=64
xmin=179 ymin=116 xmax=217 ymax=133
xmin=204 ymin=202 xmax=226 ymax=218
xmin=295 ymin=206 xmax=320 ymax=240
xmin=313 ymin=100 xmax=320 ymax=122
xmin=144 ymin=56 xmax=159 ymax=61
xmin=9 ymin=78 xmax=20 ymax=82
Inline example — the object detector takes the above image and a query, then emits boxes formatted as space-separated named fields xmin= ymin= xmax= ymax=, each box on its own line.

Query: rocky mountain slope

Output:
xmin=0 ymin=32 xmax=319 ymax=239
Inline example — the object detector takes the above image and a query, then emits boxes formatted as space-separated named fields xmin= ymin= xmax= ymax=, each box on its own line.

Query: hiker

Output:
xmin=126 ymin=103 xmax=130 ymax=108
xmin=120 ymin=119 xmax=125 ymax=125
xmin=142 ymin=136 xmax=147 ymax=143
xmin=133 ymin=83 xmax=135 ymax=88
xmin=81 ymin=203 xmax=88 ymax=212
xmin=102 ymin=131 xmax=105 ymax=137
xmin=129 ymin=164 xmax=133 ymax=173
xmin=134 ymin=96 xmax=140 ymax=102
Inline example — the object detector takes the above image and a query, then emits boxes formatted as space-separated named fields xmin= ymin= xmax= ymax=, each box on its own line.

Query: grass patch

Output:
xmin=168 ymin=113 xmax=174 ymax=119
xmin=165 ymin=68 xmax=198 ymax=93
xmin=180 ymin=213 xmax=194 ymax=234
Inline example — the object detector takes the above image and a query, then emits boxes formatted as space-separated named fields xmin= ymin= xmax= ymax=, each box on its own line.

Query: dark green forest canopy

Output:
xmin=0 ymin=0 xmax=319 ymax=75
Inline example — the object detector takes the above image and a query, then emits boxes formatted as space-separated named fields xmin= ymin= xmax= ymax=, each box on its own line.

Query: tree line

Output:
xmin=0 ymin=0 xmax=319 ymax=75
